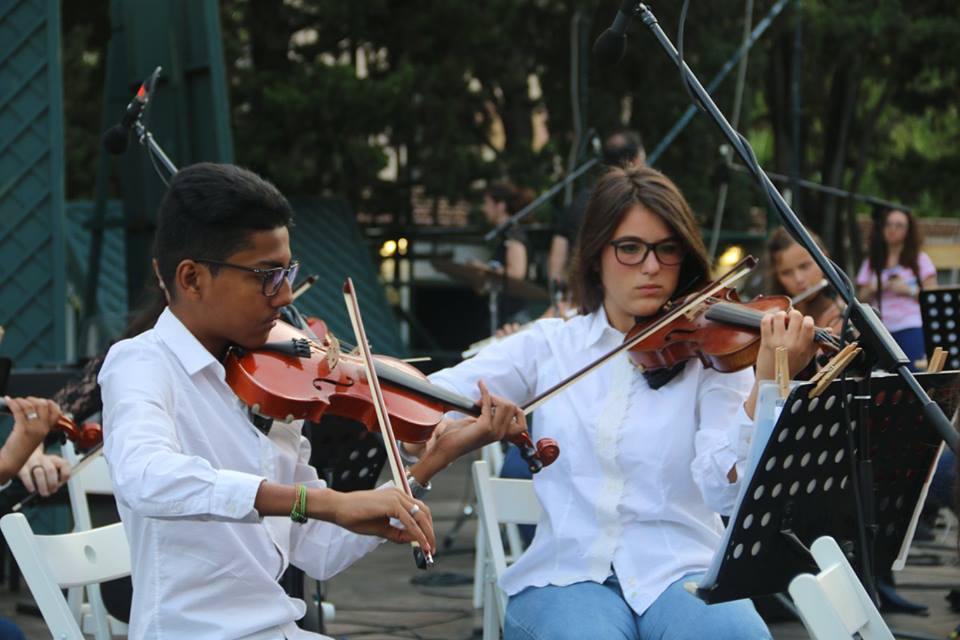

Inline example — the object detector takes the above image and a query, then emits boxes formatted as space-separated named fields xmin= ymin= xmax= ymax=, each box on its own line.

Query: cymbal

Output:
xmin=431 ymin=259 xmax=549 ymax=302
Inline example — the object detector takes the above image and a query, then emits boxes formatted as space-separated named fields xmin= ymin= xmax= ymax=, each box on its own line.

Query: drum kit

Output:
xmin=431 ymin=259 xmax=551 ymax=355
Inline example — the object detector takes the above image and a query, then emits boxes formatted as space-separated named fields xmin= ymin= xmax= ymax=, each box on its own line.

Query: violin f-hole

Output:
xmin=314 ymin=376 xmax=353 ymax=389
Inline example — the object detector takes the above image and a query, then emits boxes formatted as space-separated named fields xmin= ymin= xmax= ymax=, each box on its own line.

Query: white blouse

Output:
xmin=429 ymin=308 xmax=754 ymax=615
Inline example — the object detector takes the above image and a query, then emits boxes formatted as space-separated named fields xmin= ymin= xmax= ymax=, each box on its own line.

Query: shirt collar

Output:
xmin=154 ymin=307 xmax=223 ymax=378
xmin=584 ymin=306 xmax=626 ymax=348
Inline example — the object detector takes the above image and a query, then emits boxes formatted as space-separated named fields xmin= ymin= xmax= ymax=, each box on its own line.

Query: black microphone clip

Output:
xmin=593 ymin=0 xmax=643 ymax=65
xmin=102 ymin=66 xmax=162 ymax=155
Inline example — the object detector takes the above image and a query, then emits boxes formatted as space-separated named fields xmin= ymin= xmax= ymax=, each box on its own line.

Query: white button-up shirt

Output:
xmin=99 ymin=308 xmax=381 ymax=639
xmin=428 ymin=309 xmax=754 ymax=615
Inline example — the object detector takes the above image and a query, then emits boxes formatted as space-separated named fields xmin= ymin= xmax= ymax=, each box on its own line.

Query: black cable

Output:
xmin=677 ymin=0 xmax=706 ymax=114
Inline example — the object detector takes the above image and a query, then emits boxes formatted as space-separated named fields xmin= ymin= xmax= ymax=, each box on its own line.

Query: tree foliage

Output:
xmin=62 ymin=0 xmax=960 ymax=269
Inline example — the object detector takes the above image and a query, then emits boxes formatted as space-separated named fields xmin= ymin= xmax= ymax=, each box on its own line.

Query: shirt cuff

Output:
xmin=211 ymin=469 xmax=265 ymax=522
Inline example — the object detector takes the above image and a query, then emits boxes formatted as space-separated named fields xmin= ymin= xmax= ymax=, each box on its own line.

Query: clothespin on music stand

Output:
xmin=928 ymin=346 xmax=948 ymax=374
xmin=775 ymin=347 xmax=790 ymax=400
xmin=808 ymin=342 xmax=862 ymax=399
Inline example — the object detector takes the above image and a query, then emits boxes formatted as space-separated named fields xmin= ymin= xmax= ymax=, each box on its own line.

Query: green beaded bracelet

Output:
xmin=291 ymin=484 xmax=308 ymax=524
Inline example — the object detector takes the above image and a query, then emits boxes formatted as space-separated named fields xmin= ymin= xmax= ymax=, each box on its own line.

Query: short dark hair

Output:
xmin=153 ymin=163 xmax=293 ymax=297
xmin=602 ymin=130 xmax=645 ymax=167
xmin=570 ymin=165 xmax=709 ymax=313
xmin=485 ymin=181 xmax=534 ymax=215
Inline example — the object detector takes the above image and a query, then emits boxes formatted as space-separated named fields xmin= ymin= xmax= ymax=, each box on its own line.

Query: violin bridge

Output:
xmin=325 ymin=333 xmax=341 ymax=370
xmin=683 ymin=301 xmax=706 ymax=321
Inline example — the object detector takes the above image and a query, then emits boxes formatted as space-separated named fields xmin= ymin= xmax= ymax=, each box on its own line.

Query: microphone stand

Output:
xmin=132 ymin=117 xmax=178 ymax=180
xmin=483 ymin=155 xmax=600 ymax=243
xmin=624 ymin=6 xmax=950 ymax=625
xmin=627 ymin=3 xmax=957 ymax=457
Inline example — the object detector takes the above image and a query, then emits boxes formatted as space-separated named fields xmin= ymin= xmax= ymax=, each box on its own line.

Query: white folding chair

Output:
xmin=472 ymin=460 xmax=542 ymax=640
xmin=62 ymin=442 xmax=128 ymax=638
xmin=0 ymin=513 xmax=130 ymax=640
xmin=472 ymin=445 xmax=526 ymax=608
xmin=788 ymin=536 xmax=894 ymax=640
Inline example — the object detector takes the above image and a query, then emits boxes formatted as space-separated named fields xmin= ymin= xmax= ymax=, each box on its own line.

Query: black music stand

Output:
xmin=869 ymin=372 xmax=960 ymax=576
xmin=280 ymin=415 xmax=387 ymax=634
xmin=696 ymin=371 xmax=957 ymax=606
xmin=306 ymin=415 xmax=387 ymax=492
xmin=0 ymin=358 xmax=10 ymax=394
xmin=921 ymin=286 xmax=960 ymax=371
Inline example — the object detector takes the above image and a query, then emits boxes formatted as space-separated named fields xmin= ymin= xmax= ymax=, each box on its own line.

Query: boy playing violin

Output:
xmin=98 ymin=163 xmax=527 ymax=639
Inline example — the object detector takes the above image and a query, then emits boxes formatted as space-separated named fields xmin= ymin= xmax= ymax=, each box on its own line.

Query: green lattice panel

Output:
xmin=0 ymin=0 xmax=67 ymax=367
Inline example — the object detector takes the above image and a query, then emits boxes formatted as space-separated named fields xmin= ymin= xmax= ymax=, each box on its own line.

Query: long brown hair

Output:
xmin=766 ymin=227 xmax=830 ymax=297
xmin=569 ymin=165 xmax=710 ymax=313
xmin=868 ymin=208 xmax=923 ymax=279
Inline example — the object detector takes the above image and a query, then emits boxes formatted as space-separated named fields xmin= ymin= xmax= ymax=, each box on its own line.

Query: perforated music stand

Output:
xmin=696 ymin=370 xmax=958 ymax=605
xmin=868 ymin=371 xmax=960 ymax=573
xmin=283 ymin=415 xmax=388 ymax=634
xmin=920 ymin=286 xmax=960 ymax=371
xmin=696 ymin=379 xmax=859 ymax=604
xmin=305 ymin=415 xmax=387 ymax=492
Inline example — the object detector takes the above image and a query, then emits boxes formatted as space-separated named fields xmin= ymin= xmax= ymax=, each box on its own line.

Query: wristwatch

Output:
xmin=406 ymin=472 xmax=432 ymax=499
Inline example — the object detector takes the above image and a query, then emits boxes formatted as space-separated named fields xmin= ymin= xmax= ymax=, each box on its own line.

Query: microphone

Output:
xmin=102 ymin=67 xmax=160 ymax=155
xmin=593 ymin=0 xmax=639 ymax=65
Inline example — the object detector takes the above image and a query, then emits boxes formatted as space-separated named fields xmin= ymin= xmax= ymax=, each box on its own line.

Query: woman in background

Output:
xmin=856 ymin=207 xmax=937 ymax=371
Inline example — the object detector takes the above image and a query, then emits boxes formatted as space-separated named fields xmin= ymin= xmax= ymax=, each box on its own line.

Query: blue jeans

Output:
xmin=0 ymin=619 xmax=25 ymax=640
xmin=892 ymin=327 xmax=925 ymax=372
xmin=504 ymin=573 xmax=771 ymax=640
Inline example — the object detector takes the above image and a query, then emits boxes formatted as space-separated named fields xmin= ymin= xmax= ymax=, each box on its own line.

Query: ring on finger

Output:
xmin=26 ymin=411 xmax=39 ymax=421
xmin=409 ymin=504 xmax=421 ymax=516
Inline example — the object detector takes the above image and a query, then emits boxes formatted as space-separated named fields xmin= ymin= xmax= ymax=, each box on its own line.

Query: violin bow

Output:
xmin=342 ymin=278 xmax=433 ymax=569
xmin=521 ymin=256 xmax=759 ymax=415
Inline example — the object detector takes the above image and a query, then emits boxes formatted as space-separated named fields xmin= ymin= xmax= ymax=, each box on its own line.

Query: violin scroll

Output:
xmin=512 ymin=432 xmax=560 ymax=473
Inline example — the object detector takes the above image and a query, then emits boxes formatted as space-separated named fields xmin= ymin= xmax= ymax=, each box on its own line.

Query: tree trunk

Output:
xmin=818 ymin=55 xmax=860 ymax=254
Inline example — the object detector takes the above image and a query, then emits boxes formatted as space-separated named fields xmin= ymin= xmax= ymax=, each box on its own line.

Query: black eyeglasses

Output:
xmin=194 ymin=259 xmax=300 ymax=297
xmin=609 ymin=238 xmax=686 ymax=267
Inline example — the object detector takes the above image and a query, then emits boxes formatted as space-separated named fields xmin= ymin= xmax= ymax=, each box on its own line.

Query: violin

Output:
xmin=520 ymin=256 xmax=840 ymax=414
xmin=224 ymin=317 xmax=559 ymax=473
xmin=0 ymin=399 xmax=102 ymax=449
xmin=625 ymin=287 xmax=841 ymax=373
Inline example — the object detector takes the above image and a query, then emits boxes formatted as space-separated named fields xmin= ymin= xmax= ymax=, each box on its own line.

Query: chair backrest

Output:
xmin=788 ymin=536 xmax=894 ymax=640
xmin=63 ymin=442 xmax=114 ymax=531
xmin=473 ymin=460 xmax=542 ymax=638
xmin=0 ymin=513 xmax=130 ymax=640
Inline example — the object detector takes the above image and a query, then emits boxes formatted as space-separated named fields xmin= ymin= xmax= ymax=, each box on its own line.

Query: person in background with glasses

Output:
xmin=97 ymin=163 xmax=528 ymax=639
xmin=856 ymin=207 xmax=937 ymax=371
xmin=428 ymin=165 xmax=820 ymax=640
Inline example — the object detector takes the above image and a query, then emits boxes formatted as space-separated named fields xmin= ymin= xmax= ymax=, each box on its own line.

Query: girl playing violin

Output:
xmin=98 ymin=163 xmax=528 ymax=639
xmin=429 ymin=165 xmax=819 ymax=640
xmin=767 ymin=226 xmax=845 ymax=337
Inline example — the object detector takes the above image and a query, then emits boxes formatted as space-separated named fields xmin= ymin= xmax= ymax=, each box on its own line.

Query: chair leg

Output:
xmin=483 ymin=578 xmax=501 ymax=640
xmin=473 ymin=524 xmax=486 ymax=608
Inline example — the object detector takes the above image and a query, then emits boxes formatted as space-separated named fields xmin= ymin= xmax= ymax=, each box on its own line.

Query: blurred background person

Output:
xmin=547 ymin=130 xmax=646 ymax=291
xmin=483 ymin=181 xmax=534 ymax=325
xmin=856 ymin=208 xmax=937 ymax=371
xmin=767 ymin=227 xmax=844 ymax=335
